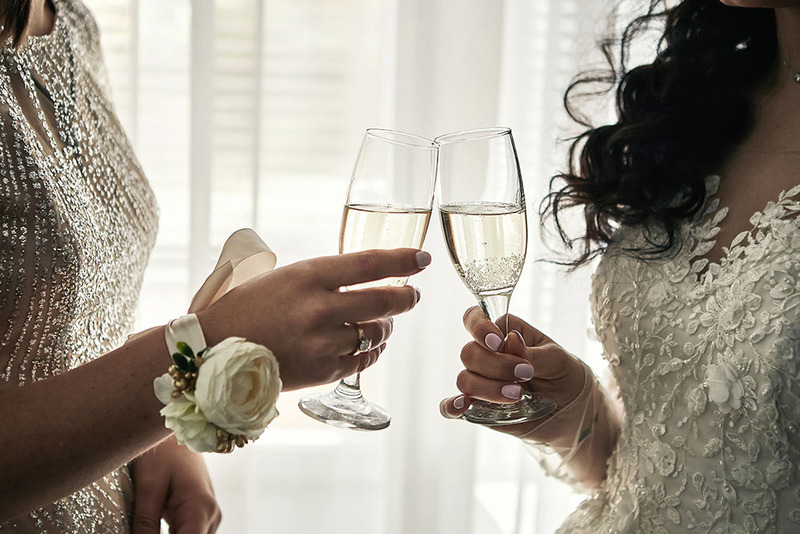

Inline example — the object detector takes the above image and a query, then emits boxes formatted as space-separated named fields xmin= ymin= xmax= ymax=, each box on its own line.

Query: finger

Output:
xmin=336 ymin=343 xmax=386 ymax=378
xmin=315 ymin=249 xmax=431 ymax=289
xmin=456 ymin=369 xmax=525 ymax=404
xmin=506 ymin=314 xmax=549 ymax=347
xmin=526 ymin=342 xmax=577 ymax=381
xmin=165 ymin=499 xmax=221 ymax=534
xmin=337 ymin=318 xmax=393 ymax=356
xmin=172 ymin=519 xmax=212 ymax=534
xmin=131 ymin=469 xmax=169 ymax=534
xmin=335 ymin=285 xmax=420 ymax=322
xmin=493 ymin=319 xmax=570 ymax=382
xmin=173 ymin=520 xmax=199 ymax=534
xmin=460 ymin=338 xmax=534 ymax=383
xmin=462 ymin=306 xmax=505 ymax=351
xmin=209 ymin=512 xmax=221 ymax=534
xmin=504 ymin=330 xmax=527 ymax=359
xmin=175 ymin=522 xmax=197 ymax=534
xmin=505 ymin=328 xmax=574 ymax=381
xmin=439 ymin=395 xmax=470 ymax=419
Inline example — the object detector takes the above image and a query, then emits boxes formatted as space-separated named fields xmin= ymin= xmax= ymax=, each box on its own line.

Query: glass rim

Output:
xmin=365 ymin=128 xmax=437 ymax=149
xmin=433 ymin=127 xmax=512 ymax=145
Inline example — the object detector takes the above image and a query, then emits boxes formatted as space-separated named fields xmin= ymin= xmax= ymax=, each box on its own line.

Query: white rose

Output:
xmin=194 ymin=337 xmax=282 ymax=440
xmin=160 ymin=392 xmax=220 ymax=453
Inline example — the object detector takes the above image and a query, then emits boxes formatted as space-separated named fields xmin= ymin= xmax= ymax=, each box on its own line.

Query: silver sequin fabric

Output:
xmin=0 ymin=0 xmax=158 ymax=531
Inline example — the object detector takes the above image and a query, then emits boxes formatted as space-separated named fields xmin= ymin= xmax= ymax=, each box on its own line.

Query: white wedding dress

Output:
xmin=559 ymin=175 xmax=800 ymax=533
xmin=0 ymin=0 xmax=158 ymax=531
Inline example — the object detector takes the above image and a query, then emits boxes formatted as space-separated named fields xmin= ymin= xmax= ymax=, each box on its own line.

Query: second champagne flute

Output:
xmin=298 ymin=128 xmax=437 ymax=430
xmin=436 ymin=127 xmax=557 ymax=425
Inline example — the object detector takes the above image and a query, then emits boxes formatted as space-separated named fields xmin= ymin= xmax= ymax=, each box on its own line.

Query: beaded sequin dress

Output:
xmin=0 ymin=0 xmax=158 ymax=531
xmin=558 ymin=176 xmax=800 ymax=533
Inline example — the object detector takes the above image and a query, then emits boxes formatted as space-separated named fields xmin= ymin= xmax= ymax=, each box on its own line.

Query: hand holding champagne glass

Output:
xmin=435 ymin=127 xmax=556 ymax=425
xmin=298 ymin=129 xmax=437 ymax=430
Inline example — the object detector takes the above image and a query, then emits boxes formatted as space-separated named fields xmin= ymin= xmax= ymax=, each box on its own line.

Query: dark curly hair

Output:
xmin=542 ymin=0 xmax=779 ymax=267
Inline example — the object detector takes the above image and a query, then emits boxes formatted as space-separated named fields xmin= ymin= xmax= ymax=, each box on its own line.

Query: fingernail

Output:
xmin=514 ymin=363 xmax=534 ymax=381
xmin=453 ymin=395 xmax=466 ymax=410
xmin=501 ymin=384 xmax=522 ymax=400
xmin=415 ymin=251 xmax=431 ymax=268
xmin=485 ymin=332 xmax=502 ymax=351
xmin=413 ymin=286 xmax=421 ymax=303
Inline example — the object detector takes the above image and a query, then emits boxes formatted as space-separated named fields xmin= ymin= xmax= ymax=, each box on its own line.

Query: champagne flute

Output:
xmin=298 ymin=128 xmax=437 ymax=431
xmin=435 ymin=127 xmax=556 ymax=425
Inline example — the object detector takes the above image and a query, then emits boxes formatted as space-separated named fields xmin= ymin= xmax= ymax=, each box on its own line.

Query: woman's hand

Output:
xmin=131 ymin=436 xmax=221 ymax=534
xmin=439 ymin=306 xmax=589 ymax=445
xmin=197 ymin=248 xmax=429 ymax=391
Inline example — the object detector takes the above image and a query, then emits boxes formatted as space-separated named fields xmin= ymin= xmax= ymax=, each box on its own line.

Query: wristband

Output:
xmin=154 ymin=314 xmax=282 ymax=453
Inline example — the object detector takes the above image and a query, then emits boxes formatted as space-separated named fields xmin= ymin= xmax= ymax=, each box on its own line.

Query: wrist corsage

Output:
xmin=153 ymin=314 xmax=282 ymax=453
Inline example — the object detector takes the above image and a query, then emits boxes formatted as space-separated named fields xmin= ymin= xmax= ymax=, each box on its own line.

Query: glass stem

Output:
xmin=333 ymin=373 xmax=363 ymax=400
xmin=477 ymin=292 xmax=511 ymax=334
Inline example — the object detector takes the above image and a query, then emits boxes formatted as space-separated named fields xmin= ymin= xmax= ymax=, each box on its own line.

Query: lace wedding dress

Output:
xmin=0 ymin=0 xmax=158 ymax=531
xmin=559 ymin=175 xmax=800 ymax=533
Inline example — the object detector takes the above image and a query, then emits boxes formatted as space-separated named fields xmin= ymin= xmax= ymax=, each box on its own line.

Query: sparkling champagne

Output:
xmin=340 ymin=203 xmax=432 ymax=287
xmin=439 ymin=201 xmax=526 ymax=297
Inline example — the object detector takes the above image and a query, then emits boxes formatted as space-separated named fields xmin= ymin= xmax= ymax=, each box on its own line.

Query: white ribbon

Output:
xmin=128 ymin=228 xmax=277 ymax=344
xmin=187 ymin=228 xmax=277 ymax=314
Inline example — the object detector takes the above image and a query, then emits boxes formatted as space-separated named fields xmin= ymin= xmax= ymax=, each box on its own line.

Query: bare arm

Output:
xmin=0 ymin=327 xmax=172 ymax=518
xmin=0 ymin=248 xmax=429 ymax=520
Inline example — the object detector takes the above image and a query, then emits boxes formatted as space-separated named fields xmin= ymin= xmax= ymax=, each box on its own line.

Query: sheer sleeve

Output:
xmin=523 ymin=363 xmax=622 ymax=492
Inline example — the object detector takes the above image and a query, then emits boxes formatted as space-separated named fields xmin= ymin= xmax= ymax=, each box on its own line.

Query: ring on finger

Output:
xmin=346 ymin=322 xmax=372 ymax=356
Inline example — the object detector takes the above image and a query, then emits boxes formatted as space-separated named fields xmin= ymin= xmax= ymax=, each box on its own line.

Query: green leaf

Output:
xmin=176 ymin=342 xmax=195 ymax=359
xmin=172 ymin=352 xmax=190 ymax=371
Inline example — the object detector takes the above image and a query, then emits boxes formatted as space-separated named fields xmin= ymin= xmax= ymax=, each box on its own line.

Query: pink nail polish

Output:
xmin=485 ymin=332 xmax=502 ymax=351
xmin=453 ymin=395 xmax=466 ymax=410
xmin=514 ymin=363 xmax=534 ymax=380
xmin=501 ymin=384 xmax=522 ymax=400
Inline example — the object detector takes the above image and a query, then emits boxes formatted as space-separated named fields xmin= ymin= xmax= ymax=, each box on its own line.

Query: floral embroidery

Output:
xmin=700 ymin=279 xmax=761 ymax=347
xmin=557 ymin=176 xmax=800 ymax=533
xmin=687 ymin=386 xmax=707 ymax=416
xmin=705 ymin=363 xmax=745 ymax=414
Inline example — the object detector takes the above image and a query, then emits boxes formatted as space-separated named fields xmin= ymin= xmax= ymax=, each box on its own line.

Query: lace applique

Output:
xmin=558 ymin=176 xmax=800 ymax=533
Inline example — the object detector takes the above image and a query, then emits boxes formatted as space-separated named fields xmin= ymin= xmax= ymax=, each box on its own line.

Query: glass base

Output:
xmin=298 ymin=381 xmax=391 ymax=431
xmin=463 ymin=393 xmax=557 ymax=426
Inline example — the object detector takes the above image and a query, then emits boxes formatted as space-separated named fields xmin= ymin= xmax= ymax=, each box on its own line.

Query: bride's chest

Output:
xmin=591 ymin=203 xmax=800 ymax=409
